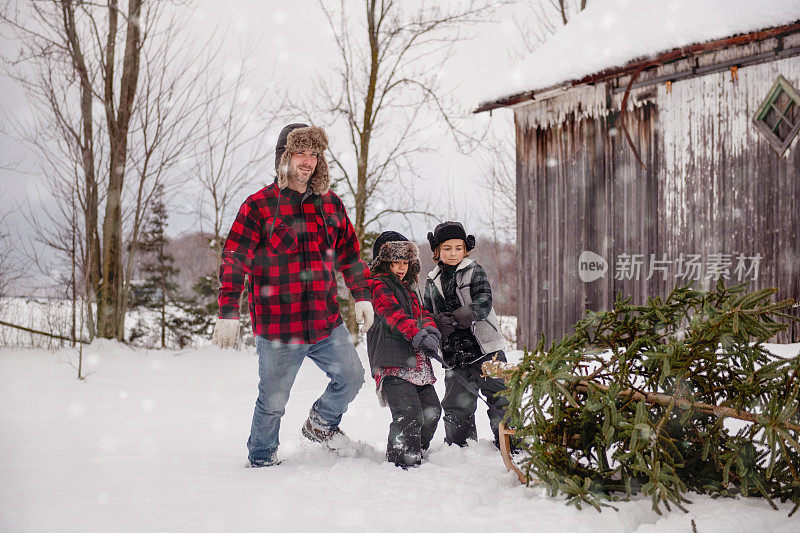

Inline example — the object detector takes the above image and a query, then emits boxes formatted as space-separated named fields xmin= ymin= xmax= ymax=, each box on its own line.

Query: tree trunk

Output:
xmin=96 ymin=0 xmax=143 ymax=339
xmin=71 ymin=196 xmax=77 ymax=347
xmin=61 ymin=2 xmax=100 ymax=334
xmin=341 ymin=0 xmax=381 ymax=346
xmin=160 ymin=238 xmax=166 ymax=348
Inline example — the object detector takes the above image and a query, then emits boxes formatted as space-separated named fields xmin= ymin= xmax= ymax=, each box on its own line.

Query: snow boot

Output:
xmin=248 ymin=457 xmax=282 ymax=468
xmin=302 ymin=417 xmax=348 ymax=444
xmin=302 ymin=417 xmax=368 ymax=458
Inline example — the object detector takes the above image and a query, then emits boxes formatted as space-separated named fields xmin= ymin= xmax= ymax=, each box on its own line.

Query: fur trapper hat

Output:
xmin=369 ymin=231 xmax=420 ymax=281
xmin=427 ymin=221 xmax=475 ymax=251
xmin=275 ymin=123 xmax=330 ymax=195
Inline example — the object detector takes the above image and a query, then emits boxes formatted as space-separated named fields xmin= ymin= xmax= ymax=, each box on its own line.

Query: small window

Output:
xmin=753 ymin=75 xmax=800 ymax=156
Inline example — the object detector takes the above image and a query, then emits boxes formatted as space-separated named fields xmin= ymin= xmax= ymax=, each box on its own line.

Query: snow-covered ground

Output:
xmin=2 ymin=341 xmax=798 ymax=533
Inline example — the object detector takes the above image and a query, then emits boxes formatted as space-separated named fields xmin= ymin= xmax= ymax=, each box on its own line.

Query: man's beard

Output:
xmin=288 ymin=166 xmax=311 ymax=184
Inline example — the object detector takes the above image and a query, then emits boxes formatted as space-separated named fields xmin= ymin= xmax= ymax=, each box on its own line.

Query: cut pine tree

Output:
xmin=485 ymin=280 xmax=800 ymax=515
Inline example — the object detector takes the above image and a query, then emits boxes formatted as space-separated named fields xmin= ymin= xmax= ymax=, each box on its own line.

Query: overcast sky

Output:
xmin=0 ymin=1 xmax=536 ymax=253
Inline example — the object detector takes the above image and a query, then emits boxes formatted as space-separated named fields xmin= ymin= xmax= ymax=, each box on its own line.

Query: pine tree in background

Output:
xmin=132 ymin=184 xmax=179 ymax=348
xmin=494 ymin=281 xmax=799 ymax=515
xmin=174 ymin=273 xmax=218 ymax=343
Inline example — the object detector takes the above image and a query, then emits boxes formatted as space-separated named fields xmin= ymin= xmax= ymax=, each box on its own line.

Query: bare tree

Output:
xmin=8 ymin=158 xmax=101 ymax=347
xmin=293 ymin=0 xmax=506 ymax=245
xmin=478 ymin=130 xmax=516 ymax=240
xmin=0 ymin=210 xmax=23 ymax=302
xmin=190 ymin=53 xmax=278 ymax=274
xmin=2 ymin=1 xmax=233 ymax=341
xmin=479 ymin=131 xmax=518 ymax=341
xmin=93 ymin=0 xmax=147 ymax=339
xmin=117 ymin=19 xmax=222 ymax=337
xmin=1 ymin=0 xmax=156 ymax=339
xmin=290 ymin=0 xmax=506 ymax=337
xmin=2 ymin=1 xmax=104 ymax=335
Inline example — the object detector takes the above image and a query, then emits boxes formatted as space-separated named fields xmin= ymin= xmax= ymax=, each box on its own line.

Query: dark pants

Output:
xmin=382 ymin=376 xmax=442 ymax=468
xmin=441 ymin=351 xmax=509 ymax=447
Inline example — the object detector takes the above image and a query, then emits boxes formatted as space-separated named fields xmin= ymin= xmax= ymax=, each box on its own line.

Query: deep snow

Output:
xmin=1 ymin=341 xmax=798 ymax=533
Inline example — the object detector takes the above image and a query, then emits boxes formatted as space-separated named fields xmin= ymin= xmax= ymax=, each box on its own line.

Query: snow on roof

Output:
xmin=479 ymin=0 xmax=800 ymax=107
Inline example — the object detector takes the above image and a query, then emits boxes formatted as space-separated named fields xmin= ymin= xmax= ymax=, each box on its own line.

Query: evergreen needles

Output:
xmin=500 ymin=280 xmax=800 ymax=515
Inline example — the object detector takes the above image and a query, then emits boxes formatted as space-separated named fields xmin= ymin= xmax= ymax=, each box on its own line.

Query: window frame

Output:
xmin=752 ymin=74 xmax=800 ymax=156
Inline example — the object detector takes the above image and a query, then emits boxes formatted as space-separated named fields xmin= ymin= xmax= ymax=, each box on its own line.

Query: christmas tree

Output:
xmin=492 ymin=280 xmax=799 ymax=515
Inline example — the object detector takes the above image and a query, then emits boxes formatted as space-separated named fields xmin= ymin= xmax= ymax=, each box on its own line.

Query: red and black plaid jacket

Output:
xmin=370 ymin=274 xmax=435 ymax=341
xmin=218 ymin=183 xmax=370 ymax=344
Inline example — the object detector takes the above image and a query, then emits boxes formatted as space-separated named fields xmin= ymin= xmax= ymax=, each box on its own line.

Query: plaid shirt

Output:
xmin=218 ymin=183 xmax=370 ymax=344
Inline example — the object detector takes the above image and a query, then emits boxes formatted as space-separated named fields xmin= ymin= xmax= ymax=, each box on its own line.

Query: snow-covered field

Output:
xmin=0 ymin=297 xmax=211 ymax=349
xmin=2 ymin=341 xmax=798 ymax=533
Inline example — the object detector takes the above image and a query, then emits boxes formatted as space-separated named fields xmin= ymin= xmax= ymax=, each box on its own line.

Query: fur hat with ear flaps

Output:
xmin=369 ymin=231 xmax=420 ymax=281
xmin=427 ymin=221 xmax=475 ymax=251
xmin=275 ymin=124 xmax=330 ymax=195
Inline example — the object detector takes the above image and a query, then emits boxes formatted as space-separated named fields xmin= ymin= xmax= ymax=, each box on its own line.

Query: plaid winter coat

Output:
xmin=367 ymin=273 xmax=436 ymax=371
xmin=218 ymin=183 xmax=370 ymax=344
xmin=424 ymin=258 xmax=505 ymax=356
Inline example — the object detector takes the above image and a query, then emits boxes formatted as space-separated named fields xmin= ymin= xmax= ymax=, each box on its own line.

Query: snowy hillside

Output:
xmin=2 ymin=341 xmax=798 ymax=532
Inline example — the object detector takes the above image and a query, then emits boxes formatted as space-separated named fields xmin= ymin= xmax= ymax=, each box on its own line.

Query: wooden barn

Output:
xmin=476 ymin=2 xmax=800 ymax=346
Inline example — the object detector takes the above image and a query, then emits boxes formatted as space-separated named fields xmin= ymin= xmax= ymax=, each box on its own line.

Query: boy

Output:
xmin=423 ymin=221 xmax=509 ymax=448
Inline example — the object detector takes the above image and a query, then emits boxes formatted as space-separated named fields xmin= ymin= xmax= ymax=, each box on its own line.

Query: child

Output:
xmin=423 ymin=221 xmax=509 ymax=449
xmin=367 ymin=231 xmax=442 ymax=468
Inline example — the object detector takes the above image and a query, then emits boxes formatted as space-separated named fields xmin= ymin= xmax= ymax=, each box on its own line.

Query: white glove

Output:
xmin=211 ymin=318 xmax=240 ymax=348
xmin=354 ymin=300 xmax=374 ymax=331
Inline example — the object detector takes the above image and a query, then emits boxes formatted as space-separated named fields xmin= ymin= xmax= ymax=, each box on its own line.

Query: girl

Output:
xmin=367 ymin=231 xmax=442 ymax=468
xmin=423 ymin=221 xmax=509 ymax=449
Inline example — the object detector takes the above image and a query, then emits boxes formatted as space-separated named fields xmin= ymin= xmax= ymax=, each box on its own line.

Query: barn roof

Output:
xmin=476 ymin=0 xmax=800 ymax=113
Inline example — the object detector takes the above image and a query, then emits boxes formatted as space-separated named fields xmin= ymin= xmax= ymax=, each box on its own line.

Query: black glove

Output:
xmin=453 ymin=306 xmax=474 ymax=329
xmin=433 ymin=312 xmax=456 ymax=339
xmin=412 ymin=329 xmax=440 ymax=354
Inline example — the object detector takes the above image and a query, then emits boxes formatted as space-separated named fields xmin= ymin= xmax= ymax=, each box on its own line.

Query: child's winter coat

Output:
xmin=424 ymin=258 xmax=505 ymax=358
xmin=367 ymin=272 xmax=437 ymax=388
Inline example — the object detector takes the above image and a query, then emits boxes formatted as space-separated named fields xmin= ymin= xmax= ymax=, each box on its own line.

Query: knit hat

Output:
xmin=274 ymin=123 xmax=331 ymax=195
xmin=369 ymin=231 xmax=420 ymax=281
xmin=427 ymin=221 xmax=475 ymax=252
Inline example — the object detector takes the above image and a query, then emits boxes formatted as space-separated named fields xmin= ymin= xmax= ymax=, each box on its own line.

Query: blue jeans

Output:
xmin=247 ymin=323 xmax=365 ymax=463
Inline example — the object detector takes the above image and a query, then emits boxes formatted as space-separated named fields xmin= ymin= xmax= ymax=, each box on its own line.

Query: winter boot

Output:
xmin=248 ymin=457 xmax=282 ymax=468
xmin=302 ymin=417 xmax=346 ymax=442
xmin=301 ymin=416 xmax=372 ymax=458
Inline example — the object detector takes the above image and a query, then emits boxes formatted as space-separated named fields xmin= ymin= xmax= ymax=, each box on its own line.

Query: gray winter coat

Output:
xmin=423 ymin=258 xmax=505 ymax=355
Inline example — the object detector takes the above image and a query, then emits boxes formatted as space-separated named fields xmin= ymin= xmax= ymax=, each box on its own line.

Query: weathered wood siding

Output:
xmin=515 ymin=54 xmax=800 ymax=349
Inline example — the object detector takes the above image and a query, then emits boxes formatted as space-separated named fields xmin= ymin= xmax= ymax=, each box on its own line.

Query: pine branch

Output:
xmin=484 ymin=361 xmax=800 ymax=433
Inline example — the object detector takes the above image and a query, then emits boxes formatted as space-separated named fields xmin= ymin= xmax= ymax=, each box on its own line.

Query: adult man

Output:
xmin=211 ymin=123 xmax=374 ymax=467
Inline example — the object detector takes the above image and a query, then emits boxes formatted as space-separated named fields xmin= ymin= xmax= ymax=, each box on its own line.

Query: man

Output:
xmin=211 ymin=123 xmax=374 ymax=467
